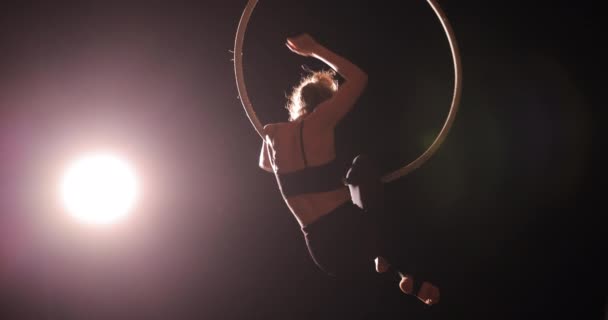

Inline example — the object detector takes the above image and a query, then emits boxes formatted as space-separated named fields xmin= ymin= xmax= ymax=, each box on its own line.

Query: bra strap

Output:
xmin=299 ymin=120 xmax=308 ymax=167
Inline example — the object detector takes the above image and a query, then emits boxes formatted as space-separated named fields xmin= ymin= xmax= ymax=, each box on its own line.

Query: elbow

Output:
xmin=354 ymin=66 xmax=368 ymax=85
xmin=360 ymin=72 xmax=368 ymax=87
xmin=259 ymin=164 xmax=273 ymax=173
xmin=259 ymin=157 xmax=273 ymax=172
xmin=258 ymin=158 xmax=269 ymax=171
xmin=355 ymin=71 xmax=368 ymax=90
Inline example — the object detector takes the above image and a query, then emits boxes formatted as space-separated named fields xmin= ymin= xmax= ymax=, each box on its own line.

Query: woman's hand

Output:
xmin=286 ymin=33 xmax=319 ymax=57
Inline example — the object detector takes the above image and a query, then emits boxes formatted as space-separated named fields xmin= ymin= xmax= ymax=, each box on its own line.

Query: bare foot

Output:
xmin=374 ymin=256 xmax=390 ymax=273
xmin=416 ymin=281 xmax=440 ymax=306
xmin=374 ymin=257 xmax=440 ymax=306
xmin=398 ymin=274 xmax=414 ymax=294
xmin=399 ymin=275 xmax=440 ymax=306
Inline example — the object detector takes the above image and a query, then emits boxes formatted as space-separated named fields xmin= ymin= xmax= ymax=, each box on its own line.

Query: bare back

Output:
xmin=265 ymin=116 xmax=350 ymax=227
xmin=259 ymin=34 xmax=368 ymax=227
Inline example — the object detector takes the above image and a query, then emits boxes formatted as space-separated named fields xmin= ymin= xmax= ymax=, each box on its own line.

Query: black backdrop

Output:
xmin=0 ymin=1 xmax=602 ymax=319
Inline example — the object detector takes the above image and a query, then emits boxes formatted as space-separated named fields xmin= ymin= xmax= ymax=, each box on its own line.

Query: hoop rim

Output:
xmin=233 ymin=0 xmax=462 ymax=183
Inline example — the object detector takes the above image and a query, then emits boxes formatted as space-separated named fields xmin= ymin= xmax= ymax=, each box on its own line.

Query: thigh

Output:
xmin=304 ymin=203 xmax=382 ymax=278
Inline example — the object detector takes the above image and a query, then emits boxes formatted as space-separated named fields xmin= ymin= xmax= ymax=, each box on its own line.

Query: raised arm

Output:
xmin=287 ymin=34 xmax=368 ymax=126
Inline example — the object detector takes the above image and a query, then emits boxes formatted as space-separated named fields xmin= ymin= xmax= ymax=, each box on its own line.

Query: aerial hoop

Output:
xmin=234 ymin=0 xmax=462 ymax=183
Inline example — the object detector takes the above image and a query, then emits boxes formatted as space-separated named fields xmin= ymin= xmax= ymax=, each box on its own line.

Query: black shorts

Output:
xmin=302 ymin=201 xmax=384 ymax=278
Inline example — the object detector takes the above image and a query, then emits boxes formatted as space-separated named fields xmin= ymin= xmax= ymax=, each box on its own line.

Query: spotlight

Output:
xmin=61 ymin=153 xmax=138 ymax=225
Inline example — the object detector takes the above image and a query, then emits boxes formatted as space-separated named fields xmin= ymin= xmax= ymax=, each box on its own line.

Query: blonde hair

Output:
xmin=286 ymin=69 xmax=338 ymax=121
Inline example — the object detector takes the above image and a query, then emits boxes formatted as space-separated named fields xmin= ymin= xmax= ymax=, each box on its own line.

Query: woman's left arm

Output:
xmin=258 ymin=124 xmax=274 ymax=172
xmin=259 ymin=140 xmax=273 ymax=172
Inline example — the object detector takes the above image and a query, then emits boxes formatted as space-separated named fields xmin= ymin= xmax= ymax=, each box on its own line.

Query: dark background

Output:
xmin=1 ymin=1 xmax=603 ymax=319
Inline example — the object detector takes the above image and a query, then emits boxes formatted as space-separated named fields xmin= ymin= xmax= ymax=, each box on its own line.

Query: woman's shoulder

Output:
xmin=263 ymin=121 xmax=294 ymax=136
xmin=262 ymin=123 xmax=276 ymax=133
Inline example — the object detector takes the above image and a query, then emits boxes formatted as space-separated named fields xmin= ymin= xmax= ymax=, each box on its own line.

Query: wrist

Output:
xmin=311 ymin=44 xmax=328 ymax=58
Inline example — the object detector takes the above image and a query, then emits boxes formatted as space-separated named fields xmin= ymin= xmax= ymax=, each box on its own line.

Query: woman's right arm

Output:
xmin=287 ymin=34 xmax=368 ymax=126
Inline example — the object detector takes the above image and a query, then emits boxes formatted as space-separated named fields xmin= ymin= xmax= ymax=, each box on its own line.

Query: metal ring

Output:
xmin=234 ymin=0 xmax=462 ymax=183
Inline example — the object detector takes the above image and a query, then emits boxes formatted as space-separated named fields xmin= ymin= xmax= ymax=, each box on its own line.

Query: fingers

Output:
xmin=287 ymin=33 xmax=308 ymax=41
xmin=286 ymin=33 xmax=313 ymax=47
xmin=285 ymin=33 xmax=315 ymax=57
xmin=285 ymin=41 xmax=298 ymax=52
xmin=286 ymin=46 xmax=301 ymax=56
xmin=285 ymin=41 xmax=309 ymax=56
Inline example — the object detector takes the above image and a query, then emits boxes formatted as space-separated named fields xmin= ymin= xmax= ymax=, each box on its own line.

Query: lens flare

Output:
xmin=61 ymin=153 xmax=138 ymax=225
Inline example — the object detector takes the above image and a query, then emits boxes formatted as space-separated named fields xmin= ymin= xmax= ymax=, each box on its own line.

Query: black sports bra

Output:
xmin=274 ymin=120 xmax=347 ymax=197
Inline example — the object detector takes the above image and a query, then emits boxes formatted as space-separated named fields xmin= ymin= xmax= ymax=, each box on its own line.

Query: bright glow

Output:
xmin=61 ymin=153 xmax=138 ymax=225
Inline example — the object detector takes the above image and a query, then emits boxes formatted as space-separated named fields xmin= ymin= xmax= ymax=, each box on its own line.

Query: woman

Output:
xmin=259 ymin=33 xmax=440 ymax=306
